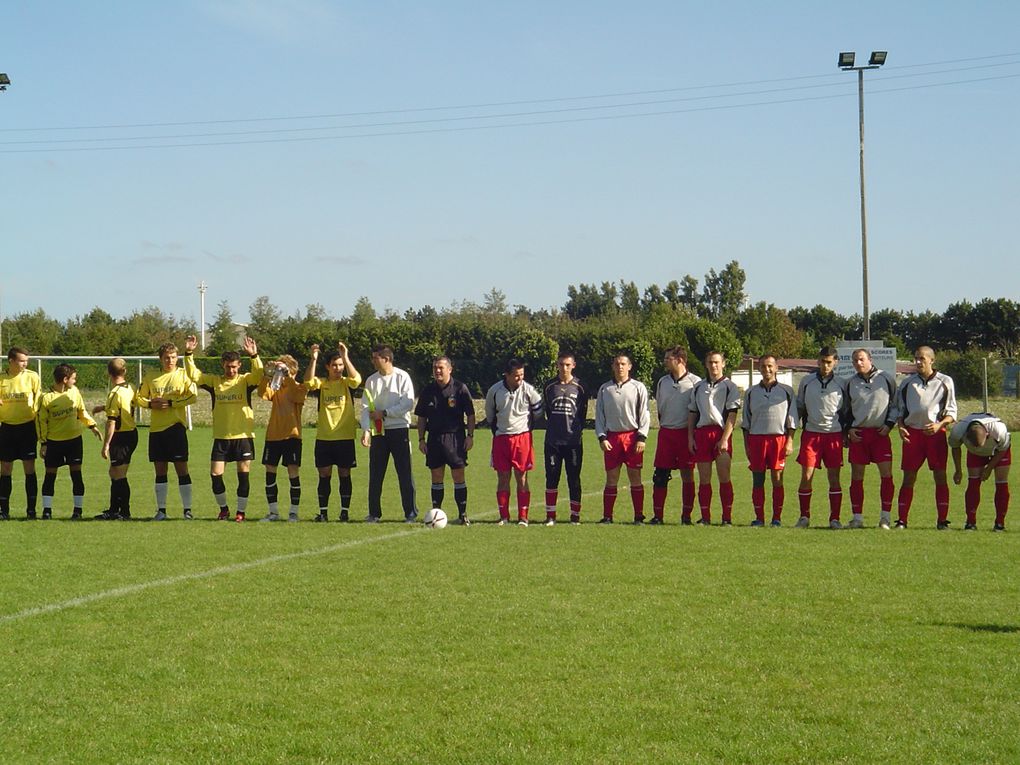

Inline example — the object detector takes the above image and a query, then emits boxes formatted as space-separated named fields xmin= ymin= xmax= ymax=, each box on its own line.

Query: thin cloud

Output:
xmin=132 ymin=255 xmax=194 ymax=265
xmin=314 ymin=255 xmax=366 ymax=265
xmin=201 ymin=0 xmax=345 ymax=45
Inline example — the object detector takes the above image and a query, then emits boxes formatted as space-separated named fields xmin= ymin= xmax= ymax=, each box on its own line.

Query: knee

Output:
xmin=652 ymin=468 xmax=672 ymax=488
xmin=211 ymin=474 xmax=226 ymax=494
xmin=752 ymin=471 xmax=766 ymax=488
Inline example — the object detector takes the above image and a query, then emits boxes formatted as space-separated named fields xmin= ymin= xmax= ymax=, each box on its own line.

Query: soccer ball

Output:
xmin=423 ymin=508 xmax=448 ymax=529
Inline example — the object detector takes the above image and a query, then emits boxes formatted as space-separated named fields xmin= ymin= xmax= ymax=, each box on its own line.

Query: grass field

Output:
xmin=1 ymin=426 xmax=1018 ymax=763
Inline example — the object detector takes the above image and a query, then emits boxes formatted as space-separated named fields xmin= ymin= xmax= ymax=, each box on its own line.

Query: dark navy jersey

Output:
xmin=414 ymin=378 xmax=474 ymax=434
xmin=543 ymin=378 xmax=588 ymax=446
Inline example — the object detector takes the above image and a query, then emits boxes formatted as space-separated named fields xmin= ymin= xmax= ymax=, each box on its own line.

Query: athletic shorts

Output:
xmin=746 ymin=433 xmax=787 ymax=472
xmin=43 ymin=436 xmax=84 ymax=468
xmin=425 ymin=431 xmax=467 ymax=470
xmin=314 ymin=439 xmax=357 ymax=469
xmin=967 ymin=446 xmax=1012 ymax=469
xmin=797 ymin=431 xmax=844 ymax=469
xmin=211 ymin=437 xmax=255 ymax=463
xmin=848 ymin=427 xmax=892 ymax=466
xmin=901 ymin=427 xmax=948 ymax=471
xmin=148 ymin=422 xmax=189 ymax=463
xmin=653 ymin=427 xmax=694 ymax=471
xmin=262 ymin=438 xmax=302 ymax=467
xmin=602 ymin=431 xmax=644 ymax=471
xmin=491 ymin=432 xmax=534 ymax=473
xmin=693 ymin=425 xmax=732 ymax=463
xmin=0 ymin=421 xmax=38 ymax=462
xmin=109 ymin=430 xmax=138 ymax=467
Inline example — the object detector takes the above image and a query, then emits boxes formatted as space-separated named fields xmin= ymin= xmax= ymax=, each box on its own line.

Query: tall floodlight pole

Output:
xmin=0 ymin=73 xmax=10 ymax=92
xmin=839 ymin=51 xmax=887 ymax=341
xmin=198 ymin=281 xmax=208 ymax=350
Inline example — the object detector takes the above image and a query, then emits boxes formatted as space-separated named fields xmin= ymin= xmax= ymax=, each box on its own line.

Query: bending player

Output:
xmin=38 ymin=364 xmax=101 ymax=519
xmin=950 ymin=413 xmax=1010 ymax=531
xmin=184 ymin=335 xmax=262 ymax=521
xmin=305 ymin=342 xmax=362 ymax=522
xmin=137 ymin=342 xmax=197 ymax=520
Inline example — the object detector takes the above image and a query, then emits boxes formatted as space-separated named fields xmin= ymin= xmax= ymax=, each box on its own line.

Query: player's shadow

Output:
xmin=931 ymin=622 xmax=1020 ymax=634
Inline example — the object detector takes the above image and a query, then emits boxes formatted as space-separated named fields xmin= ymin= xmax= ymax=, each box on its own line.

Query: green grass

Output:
xmin=1 ymin=427 xmax=1018 ymax=764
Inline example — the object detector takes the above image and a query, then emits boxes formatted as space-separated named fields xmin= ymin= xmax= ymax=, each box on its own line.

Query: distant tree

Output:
xmin=735 ymin=302 xmax=805 ymax=358
xmin=119 ymin=306 xmax=188 ymax=355
xmin=700 ymin=261 xmax=746 ymax=324
xmin=788 ymin=305 xmax=853 ymax=345
xmin=349 ymin=296 xmax=378 ymax=326
xmin=641 ymin=283 xmax=665 ymax=312
xmin=60 ymin=308 xmax=120 ymax=355
xmin=972 ymin=298 xmax=1020 ymax=358
xmin=481 ymin=287 xmax=509 ymax=315
xmin=206 ymin=300 xmax=237 ymax=355
xmin=3 ymin=309 xmax=61 ymax=355
xmin=564 ymin=283 xmax=617 ymax=319
xmin=248 ymin=296 xmax=284 ymax=355
xmin=619 ymin=280 xmax=641 ymax=315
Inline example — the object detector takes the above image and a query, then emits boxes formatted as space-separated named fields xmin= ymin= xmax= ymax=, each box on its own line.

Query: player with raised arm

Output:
xmin=741 ymin=355 xmax=797 ymax=527
xmin=595 ymin=353 xmax=650 ymax=524
xmin=844 ymin=348 xmax=898 ymax=529
xmin=93 ymin=358 xmax=138 ymax=520
xmin=542 ymin=352 xmax=588 ymax=525
xmin=687 ymin=351 xmax=741 ymax=525
xmin=651 ymin=346 xmax=701 ymax=525
xmin=485 ymin=358 xmax=544 ymax=526
xmin=305 ymin=342 xmax=362 ymax=522
xmin=415 ymin=356 xmax=475 ymax=525
xmin=894 ymin=346 xmax=957 ymax=529
xmin=259 ymin=354 xmax=307 ymax=521
xmin=795 ymin=346 xmax=848 ymax=529
xmin=0 ymin=346 xmax=41 ymax=520
xmin=38 ymin=364 xmax=101 ymax=519
xmin=136 ymin=342 xmax=197 ymax=520
xmin=950 ymin=413 xmax=1010 ymax=531
xmin=360 ymin=345 xmax=418 ymax=523
xmin=183 ymin=335 xmax=262 ymax=521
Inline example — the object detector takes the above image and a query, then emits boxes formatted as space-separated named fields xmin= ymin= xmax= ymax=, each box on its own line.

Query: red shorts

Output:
xmin=694 ymin=426 xmax=732 ymax=463
xmin=967 ymin=446 xmax=1012 ymax=469
xmin=491 ymin=432 xmax=534 ymax=473
xmin=602 ymin=431 xmax=644 ymax=471
xmin=900 ymin=427 xmax=948 ymax=471
xmin=848 ymin=427 xmax=893 ymax=465
xmin=746 ymin=434 xmax=788 ymax=472
xmin=797 ymin=432 xmax=844 ymax=469
xmin=653 ymin=427 xmax=694 ymax=471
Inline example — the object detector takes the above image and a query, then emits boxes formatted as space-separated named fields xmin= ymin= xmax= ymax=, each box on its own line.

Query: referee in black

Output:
xmin=415 ymin=356 xmax=476 ymax=525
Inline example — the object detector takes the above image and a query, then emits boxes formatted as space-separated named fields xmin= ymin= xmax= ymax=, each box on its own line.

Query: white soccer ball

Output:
xmin=423 ymin=508 xmax=448 ymax=529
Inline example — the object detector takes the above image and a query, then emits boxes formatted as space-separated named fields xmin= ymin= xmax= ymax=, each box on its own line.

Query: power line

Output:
xmin=0 ymin=72 xmax=1016 ymax=155
xmin=2 ymin=61 xmax=1018 ymax=147
xmin=1 ymin=52 xmax=1017 ymax=134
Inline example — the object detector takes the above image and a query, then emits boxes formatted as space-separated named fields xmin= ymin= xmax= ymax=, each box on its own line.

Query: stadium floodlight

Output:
xmin=0 ymin=73 xmax=10 ymax=92
xmin=837 ymin=50 xmax=888 ymax=341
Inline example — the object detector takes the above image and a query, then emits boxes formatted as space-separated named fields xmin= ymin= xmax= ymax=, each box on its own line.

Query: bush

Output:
xmin=937 ymin=351 xmax=1004 ymax=398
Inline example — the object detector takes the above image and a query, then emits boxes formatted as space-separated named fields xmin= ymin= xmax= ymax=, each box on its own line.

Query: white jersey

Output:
xmin=654 ymin=371 xmax=701 ymax=430
xmin=485 ymin=380 xmax=543 ymax=436
xmin=947 ymin=413 xmax=1010 ymax=458
xmin=741 ymin=382 xmax=798 ymax=436
xmin=688 ymin=377 xmax=741 ymax=429
xmin=595 ymin=378 xmax=650 ymax=439
xmin=359 ymin=367 xmax=415 ymax=431
xmin=895 ymin=371 xmax=957 ymax=430
xmin=796 ymin=372 xmax=846 ymax=434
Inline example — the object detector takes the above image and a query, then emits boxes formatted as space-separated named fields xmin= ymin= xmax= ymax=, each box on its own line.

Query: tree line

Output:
xmin=4 ymin=261 xmax=1014 ymax=396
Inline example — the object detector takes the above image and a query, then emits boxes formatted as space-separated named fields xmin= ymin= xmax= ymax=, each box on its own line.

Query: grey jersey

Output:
xmin=485 ymin=380 xmax=543 ymax=436
xmin=844 ymin=367 xmax=897 ymax=429
xmin=543 ymin=377 xmax=588 ymax=447
xmin=595 ymin=378 xmax=651 ymax=440
xmin=688 ymin=377 xmax=742 ymax=429
xmin=895 ymin=371 xmax=958 ymax=429
xmin=796 ymin=372 xmax=846 ymax=434
xmin=742 ymin=382 xmax=798 ymax=435
xmin=948 ymin=413 xmax=1011 ymax=457
xmin=655 ymin=371 xmax=701 ymax=430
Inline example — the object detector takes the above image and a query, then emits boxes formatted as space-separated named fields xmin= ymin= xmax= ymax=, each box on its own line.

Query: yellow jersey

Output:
xmin=184 ymin=354 xmax=264 ymax=440
xmin=38 ymin=386 xmax=96 ymax=442
xmin=306 ymin=373 xmax=362 ymax=440
xmin=260 ymin=376 xmax=307 ymax=442
xmin=0 ymin=369 xmax=42 ymax=426
xmin=105 ymin=382 xmax=137 ymax=433
xmin=136 ymin=366 xmax=197 ymax=433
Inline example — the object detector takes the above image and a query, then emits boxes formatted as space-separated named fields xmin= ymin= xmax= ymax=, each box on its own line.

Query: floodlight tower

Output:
xmin=0 ymin=73 xmax=10 ymax=92
xmin=839 ymin=50 xmax=887 ymax=341
xmin=198 ymin=281 xmax=208 ymax=350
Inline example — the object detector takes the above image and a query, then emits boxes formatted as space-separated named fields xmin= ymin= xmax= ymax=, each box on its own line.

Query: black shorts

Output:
xmin=314 ymin=439 xmax=357 ymax=469
xmin=262 ymin=438 xmax=302 ymax=467
xmin=0 ymin=421 xmax=38 ymax=462
xmin=211 ymin=437 xmax=256 ymax=463
xmin=43 ymin=436 xmax=84 ymax=468
xmin=148 ymin=422 xmax=189 ymax=463
xmin=109 ymin=430 xmax=139 ymax=467
xmin=425 ymin=431 xmax=467 ymax=470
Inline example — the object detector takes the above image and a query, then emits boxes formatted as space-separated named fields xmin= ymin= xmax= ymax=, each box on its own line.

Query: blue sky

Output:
xmin=2 ymin=1 xmax=1018 ymax=327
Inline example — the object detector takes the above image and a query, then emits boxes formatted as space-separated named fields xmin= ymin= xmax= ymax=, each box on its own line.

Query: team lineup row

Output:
xmin=0 ymin=340 xmax=1010 ymax=530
